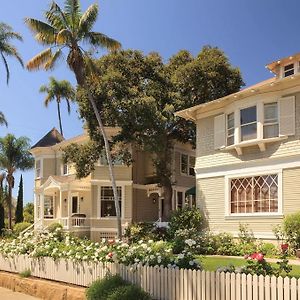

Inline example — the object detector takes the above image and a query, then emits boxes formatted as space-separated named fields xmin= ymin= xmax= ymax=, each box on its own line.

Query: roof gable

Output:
xmin=31 ymin=128 xmax=64 ymax=149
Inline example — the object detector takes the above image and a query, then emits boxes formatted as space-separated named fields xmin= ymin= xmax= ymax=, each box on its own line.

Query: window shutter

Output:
xmin=214 ymin=114 xmax=226 ymax=150
xmin=279 ymin=96 xmax=295 ymax=136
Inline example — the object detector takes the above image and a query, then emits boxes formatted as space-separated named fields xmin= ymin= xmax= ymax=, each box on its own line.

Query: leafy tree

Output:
xmin=25 ymin=0 xmax=123 ymax=237
xmin=15 ymin=175 xmax=23 ymax=223
xmin=0 ymin=173 xmax=6 ymax=234
xmin=0 ymin=134 xmax=34 ymax=229
xmin=69 ymin=47 xmax=243 ymax=219
xmin=0 ymin=22 xmax=23 ymax=84
xmin=23 ymin=202 xmax=34 ymax=224
xmin=40 ymin=77 xmax=75 ymax=136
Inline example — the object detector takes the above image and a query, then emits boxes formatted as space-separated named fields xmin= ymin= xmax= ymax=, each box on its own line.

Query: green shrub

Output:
xmin=168 ymin=207 xmax=205 ymax=239
xmin=86 ymin=274 xmax=126 ymax=300
xmin=47 ymin=222 xmax=63 ymax=233
xmin=19 ymin=269 xmax=31 ymax=278
xmin=258 ymin=243 xmax=278 ymax=257
xmin=214 ymin=233 xmax=239 ymax=256
xmin=13 ymin=222 xmax=31 ymax=235
xmin=124 ymin=222 xmax=155 ymax=243
xmin=283 ymin=212 xmax=300 ymax=250
xmin=107 ymin=285 xmax=151 ymax=300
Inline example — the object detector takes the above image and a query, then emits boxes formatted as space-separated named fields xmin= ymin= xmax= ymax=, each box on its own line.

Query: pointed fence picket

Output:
xmin=2 ymin=254 xmax=300 ymax=299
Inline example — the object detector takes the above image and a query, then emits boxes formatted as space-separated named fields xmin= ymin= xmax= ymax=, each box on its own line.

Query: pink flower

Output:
xmin=256 ymin=253 xmax=264 ymax=262
xmin=281 ymin=243 xmax=288 ymax=251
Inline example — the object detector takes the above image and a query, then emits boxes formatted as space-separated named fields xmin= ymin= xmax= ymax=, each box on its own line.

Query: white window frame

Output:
xmin=226 ymin=112 xmax=235 ymax=146
xmin=44 ymin=195 xmax=55 ymax=218
xmin=62 ymin=163 xmax=69 ymax=175
xmin=97 ymin=185 xmax=124 ymax=219
xmin=263 ymin=102 xmax=279 ymax=139
xmin=35 ymin=159 xmax=43 ymax=179
xmin=225 ymin=169 xmax=283 ymax=218
xmin=240 ymin=105 xmax=257 ymax=142
xmin=180 ymin=153 xmax=195 ymax=177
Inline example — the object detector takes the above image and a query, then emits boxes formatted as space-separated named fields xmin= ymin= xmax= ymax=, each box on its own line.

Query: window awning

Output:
xmin=185 ymin=186 xmax=196 ymax=196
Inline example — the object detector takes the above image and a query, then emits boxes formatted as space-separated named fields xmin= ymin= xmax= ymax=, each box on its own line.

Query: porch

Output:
xmin=34 ymin=176 xmax=91 ymax=232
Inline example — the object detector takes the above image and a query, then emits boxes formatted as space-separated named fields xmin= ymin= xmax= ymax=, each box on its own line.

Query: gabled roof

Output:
xmin=31 ymin=128 xmax=65 ymax=149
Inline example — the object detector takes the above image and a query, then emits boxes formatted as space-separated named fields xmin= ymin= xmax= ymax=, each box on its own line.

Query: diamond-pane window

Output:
xmin=230 ymin=174 xmax=278 ymax=214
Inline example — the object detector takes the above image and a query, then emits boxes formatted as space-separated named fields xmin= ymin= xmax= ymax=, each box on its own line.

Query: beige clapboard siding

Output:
xmin=283 ymin=167 xmax=300 ymax=214
xmin=42 ymin=158 xmax=56 ymax=178
xmin=92 ymin=166 xmax=132 ymax=181
xmin=196 ymin=93 xmax=300 ymax=170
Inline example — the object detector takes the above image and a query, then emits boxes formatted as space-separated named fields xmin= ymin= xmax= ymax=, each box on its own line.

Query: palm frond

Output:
xmin=44 ymin=48 xmax=63 ymax=70
xmin=0 ymin=52 xmax=10 ymax=84
xmin=45 ymin=2 xmax=68 ymax=30
xmin=0 ymin=112 xmax=8 ymax=127
xmin=84 ymin=32 xmax=121 ymax=51
xmin=2 ymin=31 xmax=23 ymax=42
xmin=64 ymin=0 xmax=81 ymax=30
xmin=78 ymin=4 xmax=98 ymax=37
xmin=1 ymin=44 xmax=23 ymax=68
xmin=24 ymin=18 xmax=56 ymax=44
xmin=56 ymin=29 xmax=72 ymax=45
xmin=26 ymin=48 xmax=52 ymax=70
xmin=66 ymin=99 xmax=71 ymax=114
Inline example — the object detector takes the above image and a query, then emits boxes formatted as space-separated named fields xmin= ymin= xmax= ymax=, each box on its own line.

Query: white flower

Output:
xmin=178 ymin=253 xmax=185 ymax=259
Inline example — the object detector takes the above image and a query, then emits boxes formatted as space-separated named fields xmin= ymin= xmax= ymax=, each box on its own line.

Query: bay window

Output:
xmin=240 ymin=106 xmax=257 ymax=141
xmin=230 ymin=174 xmax=278 ymax=214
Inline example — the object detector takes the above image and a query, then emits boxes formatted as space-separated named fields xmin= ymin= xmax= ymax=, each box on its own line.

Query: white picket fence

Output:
xmin=0 ymin=254 xmax=300 ymax=300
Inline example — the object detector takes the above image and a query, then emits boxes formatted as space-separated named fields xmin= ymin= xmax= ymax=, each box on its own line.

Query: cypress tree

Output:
xmin=15 ymin=175 xmax=23 ymax=223
xmin=0 ymin=174 xmax=5 ymax=234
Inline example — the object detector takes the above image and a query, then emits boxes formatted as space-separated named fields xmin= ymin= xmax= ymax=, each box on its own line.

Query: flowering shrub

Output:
xmin=0 ymin=227 xmax=201 ymax=270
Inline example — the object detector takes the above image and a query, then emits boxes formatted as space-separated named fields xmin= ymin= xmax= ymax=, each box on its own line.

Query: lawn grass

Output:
xmin=199 ymin=256 xmax=300 ymax=278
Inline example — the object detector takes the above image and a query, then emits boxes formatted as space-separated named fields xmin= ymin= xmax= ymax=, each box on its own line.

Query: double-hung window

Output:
xmin=227 ymin=113 xmax=235 ymax=146
xmin=264 ymin=102 xmax=279 ymax=138
xmin=240 ymin=106 xmax=257 ymax=141
xmin=100 ymin=186 xmax=122 ymax=217
xmin=35 ymin=160 xmax=41 ymax=178
xmin=180 ymin=154 xmax=195 ymax=176
xmin=44 ymin=196 xmax=54 ymax=218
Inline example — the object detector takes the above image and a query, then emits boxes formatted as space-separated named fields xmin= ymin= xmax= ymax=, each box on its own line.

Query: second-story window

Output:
xmin=264 ymin=102 xmax=279 ymax=138
xmin=283 ymin=63 xmax=294 ymax=77
xmin=35 ymin=160 xmax=41 ymax=178
xmin=240 ymin=106 xmax=257 ymax=141
xmin=227 ymin=112 xmax=235 ymax=146
xmin=181 ymin=154 xmax=195 ymax=176
xmin=62 ymin=163 xmax=69 ymax=175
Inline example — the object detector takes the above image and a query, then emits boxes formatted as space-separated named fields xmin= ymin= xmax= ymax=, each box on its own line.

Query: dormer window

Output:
xmin=240 ymin=106 xmax=257 ymax=141
xmin=283 ymin=63 xmax=294 ymax=77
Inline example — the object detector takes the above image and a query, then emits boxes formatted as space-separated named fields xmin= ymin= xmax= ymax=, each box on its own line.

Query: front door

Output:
xmin=71 ymin=196 xmax=79 ymax=214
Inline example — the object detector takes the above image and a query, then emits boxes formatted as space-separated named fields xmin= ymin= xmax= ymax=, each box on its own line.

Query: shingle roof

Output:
xmin=31 ymin=128 xmax=65 ymax=148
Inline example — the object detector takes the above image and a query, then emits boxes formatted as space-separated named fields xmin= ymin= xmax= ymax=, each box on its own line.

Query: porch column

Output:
xmin=40 ymin=194 xmax=44 ymax=226
xmin=67 ymin=190 xmax=71 ymax=229
xmin=59 ymin=190 xmax=62 ymax=219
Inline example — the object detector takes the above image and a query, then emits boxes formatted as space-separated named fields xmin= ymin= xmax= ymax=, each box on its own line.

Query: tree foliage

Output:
xmin=66 ymin=46 xmax=244 ymax=219
xmin=0 ymin=22 xmax=23 ymax=84
xmin=15 ymin=175 xmax=23 ymax=224
xmin=23 ymin=202 xmax=34 ymax=224
xmin=0 ymin=134 xmax=34 ymax=229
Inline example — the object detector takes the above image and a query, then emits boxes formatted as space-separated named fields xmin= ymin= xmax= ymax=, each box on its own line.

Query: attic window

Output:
xmin=283 ymin=63 xmax=294 ymax=77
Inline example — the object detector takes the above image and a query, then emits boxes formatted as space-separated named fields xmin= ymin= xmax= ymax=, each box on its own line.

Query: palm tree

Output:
xmin=0 ymin=22 xmax=23 ymax=84
xmin=0 ymin=134 xmax=34 ymax=229
xmin=25 ymin=0 xmax=123 ymax=238
xmin=0 ymin=112 xmax=7 ymax=127
xmin=40 ymin=77 xmax=75 ymax=136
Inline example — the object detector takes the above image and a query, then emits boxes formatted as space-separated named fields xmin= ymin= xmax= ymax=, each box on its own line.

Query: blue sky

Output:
xmin=0 ymin=0 xmax=300 ymax=202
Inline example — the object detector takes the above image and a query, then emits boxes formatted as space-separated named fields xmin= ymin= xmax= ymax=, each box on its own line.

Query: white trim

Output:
xmin=211 ymin=229 xmax=277 ymax=240
xmin=61 ymin=163 xmax=69 ymax=176
xmin=91 ymin=180 xmax=132 ymax=185
xmin=196 ymin=154 xmax=300 ymax=179
xmin=180 ymin=153 xmax=195 ymax=177
xmin=35 ymin=159 xmax=43 ymax=179
xmin=224 ymin=169 xmax=282 ymax=217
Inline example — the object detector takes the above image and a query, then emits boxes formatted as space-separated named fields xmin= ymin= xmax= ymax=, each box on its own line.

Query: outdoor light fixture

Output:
xmin=81 ymin=197 xmax=84 ymax=202
xmin=64 ymin=198 xmax=67 ymax=203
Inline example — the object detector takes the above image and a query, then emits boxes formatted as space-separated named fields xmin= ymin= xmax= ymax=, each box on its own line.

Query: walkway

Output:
xmin=0 ymin=287 xmax=40 ymax=300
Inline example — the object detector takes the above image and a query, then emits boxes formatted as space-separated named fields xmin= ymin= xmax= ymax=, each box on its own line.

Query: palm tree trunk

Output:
xmin=7 ymin=182 xmax=12 ymax=230
xmin=57 ymin=99 xmax=63 ymax=136
xmin=87 ymin=91 xmax=122 ymax=238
